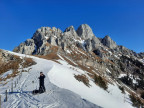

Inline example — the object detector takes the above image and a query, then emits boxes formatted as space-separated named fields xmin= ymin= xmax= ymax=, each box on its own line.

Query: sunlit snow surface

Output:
xmin=0 ymin=50 xmax=133 ymax=108
xmin=0 ymin=51 xmax=99 ymax=108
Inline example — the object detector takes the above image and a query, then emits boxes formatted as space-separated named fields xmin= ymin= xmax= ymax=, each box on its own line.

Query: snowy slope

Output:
xmin=0 ymin=50 xmax=134 ymax=108
xmin=0 ymin=51 xmax=99 ymax=108
xmin=48 ymin=58 xmax=133 ymax=108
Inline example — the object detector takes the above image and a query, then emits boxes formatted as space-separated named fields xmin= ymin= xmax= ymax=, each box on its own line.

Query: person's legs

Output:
xmin=39 ymin=84 xmax=44 ymax=93
xmin=39 ymin=84 xmax=45 ymax=93
xmin=43 ymin=85 xmax=46 ymax=92
xmin=41 ymin=84 xmax=45 ymax=92
xmin=39 ymin=82 xmax=41 ymax=92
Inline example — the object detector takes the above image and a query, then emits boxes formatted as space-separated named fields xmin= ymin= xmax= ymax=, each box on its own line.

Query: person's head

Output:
xmin=40 ymin=72 xmax=43 ymax=75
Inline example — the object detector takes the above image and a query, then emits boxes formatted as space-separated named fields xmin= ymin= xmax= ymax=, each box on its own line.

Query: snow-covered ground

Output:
xmin=0 ymin=51 xmax=99 ymax=108
xmin=48 ymin=59 xmax=133 ymax=108
xmin=0 ymin=50 xmax=134 ymax=108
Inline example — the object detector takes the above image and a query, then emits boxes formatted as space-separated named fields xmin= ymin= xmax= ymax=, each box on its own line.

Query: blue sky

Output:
xmin=0 ymin=0 xmax=144 ymax=52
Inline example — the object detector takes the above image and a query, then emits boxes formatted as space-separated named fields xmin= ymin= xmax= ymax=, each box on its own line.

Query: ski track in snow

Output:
xmin=1 ymin=51 xmax=98 ymax=108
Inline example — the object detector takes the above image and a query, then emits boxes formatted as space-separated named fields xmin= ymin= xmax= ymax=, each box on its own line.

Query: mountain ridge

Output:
xmin=13 ymin=24 xmax=142 ymax=56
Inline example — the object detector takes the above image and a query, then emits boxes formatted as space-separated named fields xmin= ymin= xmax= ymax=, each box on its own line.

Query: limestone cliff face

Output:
xmin=101 ymin=35 xmax=117 ymax=49
xmin=76 ymin=24 xmax=95 ymax=40
xmin=13 ymin=23 xmax=143 ymax=63
xmin=13 ymin=24 xmax=119 ymax=55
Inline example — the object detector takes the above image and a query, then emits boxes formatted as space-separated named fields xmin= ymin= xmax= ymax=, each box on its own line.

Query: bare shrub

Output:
xmin=130 ymin=93 xmax=144 ymax=108
xmin=74 ymin=74 xmax=90 ymax=87
xmin=23 ymin=58 xmax=36 ymax=68
xmin=35 ymin=53 xmax=60 ymax=60
xmin=0 ymin=54 xmax=36 ymax=81
xmin=118 ymin=86 xmax=125 ymax=94
xmin=94 ymin=74 xmax=108 ymax=90
xmin=0 ymin=55 xmax=22 ymax=81
xmin=0 ymin=61 xmax=20 ymax=75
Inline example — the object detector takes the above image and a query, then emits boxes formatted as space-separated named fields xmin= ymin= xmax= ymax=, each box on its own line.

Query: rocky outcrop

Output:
xmin=0 ymin=49 xmax=19 ymax=62
xmin=84 ymin=39 xmax=92 ymax=52
xmin=76 ymin=24 xmax=95 ymax=40
xmin=13 ymin=39 xmax=35 ymax=55
xmin=138 ymin=52 xmax=144 ymax=59
xmin=64 ymin=26 xmax=78 ymax=38
xmin=91 ymin=36 xmax=102 ymax=52
xmin=102 ymin=35 xmax=117 ymax=49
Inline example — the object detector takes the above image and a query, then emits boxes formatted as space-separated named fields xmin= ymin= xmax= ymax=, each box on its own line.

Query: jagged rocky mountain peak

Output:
xmin=13 ymin=24 xmax=119 ymax=56
xmin=104 ymin=35 xmax=111 ymax=39
xmin=13 ymin=24 xmax=140 ymax=59
xmin=33 ymin=24 xmax=95 ymax=40
xmin=35 ymin=26 xmax=62 ymax=35
xmin=102 ymin=35 xmax=117 ymax=49
xmin=64 ymin=25 xmax=78 ymax=37
xmin=64 ymin=25 xmax=75 ymax=32
xmin=76 ymin=24 xmax=95 ymax=40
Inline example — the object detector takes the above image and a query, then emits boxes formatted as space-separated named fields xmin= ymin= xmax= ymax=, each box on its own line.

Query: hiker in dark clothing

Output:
xmin=39 ymin=72 xmax=46 ymax=93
